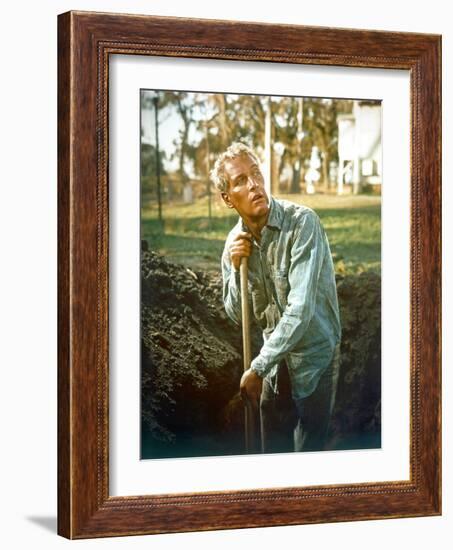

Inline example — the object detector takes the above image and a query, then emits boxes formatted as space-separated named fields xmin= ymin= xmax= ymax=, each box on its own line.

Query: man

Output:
xmin=211 ymin=141 xmax=341 ymax=453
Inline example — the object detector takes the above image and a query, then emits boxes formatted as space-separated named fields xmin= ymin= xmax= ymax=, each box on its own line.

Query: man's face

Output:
xmin=221 ymin=154 xmax=269 ymax=220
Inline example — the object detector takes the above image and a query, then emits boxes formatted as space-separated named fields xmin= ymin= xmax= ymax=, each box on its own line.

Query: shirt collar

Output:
xmin=240 ymin=196 xmax=283 ymax=232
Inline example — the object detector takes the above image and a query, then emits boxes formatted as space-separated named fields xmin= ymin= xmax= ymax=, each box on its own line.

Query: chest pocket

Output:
xmin=274 ymin=271 xmax=289 ymax=312
xmin=250 ymin=287 xmax=268 ymax=328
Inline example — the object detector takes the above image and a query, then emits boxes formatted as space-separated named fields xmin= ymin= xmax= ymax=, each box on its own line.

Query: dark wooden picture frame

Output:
xmin=58 ymin=10 xmax=441 ymax=539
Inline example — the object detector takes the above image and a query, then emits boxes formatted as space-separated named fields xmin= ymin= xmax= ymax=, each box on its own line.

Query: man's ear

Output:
xmin=221 ymin=192 xmax=234 ymax=209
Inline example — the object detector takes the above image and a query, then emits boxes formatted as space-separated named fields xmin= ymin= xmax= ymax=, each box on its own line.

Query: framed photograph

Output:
xmin=58 ymin=11 xmax=441 ymax=538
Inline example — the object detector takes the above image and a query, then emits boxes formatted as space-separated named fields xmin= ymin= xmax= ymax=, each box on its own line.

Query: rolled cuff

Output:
xmin=250 ymin=354 xmax=274 ymax=378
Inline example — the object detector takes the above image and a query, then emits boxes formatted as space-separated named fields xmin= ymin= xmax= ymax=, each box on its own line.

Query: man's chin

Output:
xmin=251 ymin=202 xmax=269 ymax=218
xmin=256 ymin=197 xmax=270 ymax=211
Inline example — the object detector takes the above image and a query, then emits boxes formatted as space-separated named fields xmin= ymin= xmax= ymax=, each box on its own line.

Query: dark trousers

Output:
xmin=259 ymin=347 xmax=340 ymax=453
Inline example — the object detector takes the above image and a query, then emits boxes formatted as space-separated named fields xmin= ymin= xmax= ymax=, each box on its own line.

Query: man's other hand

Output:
xmin=240 ymin=368 xmax=263 ymax=408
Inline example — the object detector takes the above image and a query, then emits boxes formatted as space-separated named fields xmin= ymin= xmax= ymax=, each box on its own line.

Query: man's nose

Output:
xmin=247 ymin=176 xmax=259 ymax=189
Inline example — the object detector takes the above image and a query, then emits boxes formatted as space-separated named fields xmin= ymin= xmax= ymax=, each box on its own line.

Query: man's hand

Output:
xmin=229 ymin=232 xmax=252 ymax=271
xmin=240 ymin=368 xmax=263 ymax=409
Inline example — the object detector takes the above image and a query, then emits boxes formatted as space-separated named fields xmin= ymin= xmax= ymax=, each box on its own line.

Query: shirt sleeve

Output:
xmin=221 ymin=242 xmax=242 ymax=326
xmin=250 ymin=211 xmax=326 ymax=377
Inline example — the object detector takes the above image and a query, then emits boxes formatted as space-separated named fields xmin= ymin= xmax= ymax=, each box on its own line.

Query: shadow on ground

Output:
xmin=26 ymin=516 xmax=57 ymax=534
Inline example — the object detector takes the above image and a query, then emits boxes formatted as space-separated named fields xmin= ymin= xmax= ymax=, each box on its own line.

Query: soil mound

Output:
xmin=331 ymin=272 xmax=381 ymax=449
xmin=141 ymin=244 xmax=262 ymax=456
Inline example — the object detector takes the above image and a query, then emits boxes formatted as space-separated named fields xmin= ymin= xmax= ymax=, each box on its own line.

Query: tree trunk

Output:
xmin=322 ymin=151 xmax=330 ymax=192
xmin=290 ymin=163 xmax=301 ymax=194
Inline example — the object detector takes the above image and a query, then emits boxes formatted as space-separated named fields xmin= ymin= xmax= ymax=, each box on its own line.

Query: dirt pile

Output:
xmin=141 ymin=244 xmax=381 ymax=458
xmin=141 ymin=243 xmax=262 ymax=457
xmin=331 ymin=272 xmax=381 ymax=449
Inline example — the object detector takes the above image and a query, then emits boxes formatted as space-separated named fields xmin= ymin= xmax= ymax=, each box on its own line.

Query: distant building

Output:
xmin=337 ymin=101 xmax=382 ymax=194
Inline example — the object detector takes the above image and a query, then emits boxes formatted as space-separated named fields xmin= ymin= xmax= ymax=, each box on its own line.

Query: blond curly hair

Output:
xmin=210 ymin=142 xmax=261 ymax=193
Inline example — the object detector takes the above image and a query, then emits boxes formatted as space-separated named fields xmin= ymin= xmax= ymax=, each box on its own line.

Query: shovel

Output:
xmin=240 ymin=256 xmax=259 ymax=453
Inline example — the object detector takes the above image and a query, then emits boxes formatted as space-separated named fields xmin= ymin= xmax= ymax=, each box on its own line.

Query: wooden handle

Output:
xmin=240 ymin=256 xmax=251 ymax=371
xmin=240 ymin=256 xmax=257 ymax=453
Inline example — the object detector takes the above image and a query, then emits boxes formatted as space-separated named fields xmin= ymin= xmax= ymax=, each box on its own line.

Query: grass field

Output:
xmin=141 ymin=193 xmax=381 ymax=274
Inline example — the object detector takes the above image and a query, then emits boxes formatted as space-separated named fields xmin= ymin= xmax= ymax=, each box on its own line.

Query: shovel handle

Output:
xmin=240 ymin=256 xmax=257 ymax=453
xmin=240 ymin=256 xmax=251 ymax=371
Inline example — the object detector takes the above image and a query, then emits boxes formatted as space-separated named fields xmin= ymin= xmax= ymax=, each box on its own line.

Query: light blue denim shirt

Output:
xmin=221 ymin=196 xmax=341 ymax=400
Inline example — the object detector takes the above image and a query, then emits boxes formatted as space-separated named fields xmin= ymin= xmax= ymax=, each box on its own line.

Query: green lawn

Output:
xmin=141 ymin=193 xmax=381 ymax=274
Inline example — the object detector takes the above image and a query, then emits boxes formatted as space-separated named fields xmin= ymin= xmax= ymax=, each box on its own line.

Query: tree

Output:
xmin=140 ymin=93 xmax=167 ymax=203
xmin=303 ymin=98 xmax=353 ymax=191
xmin=272 ymin=97 xmax=353 ymax=193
